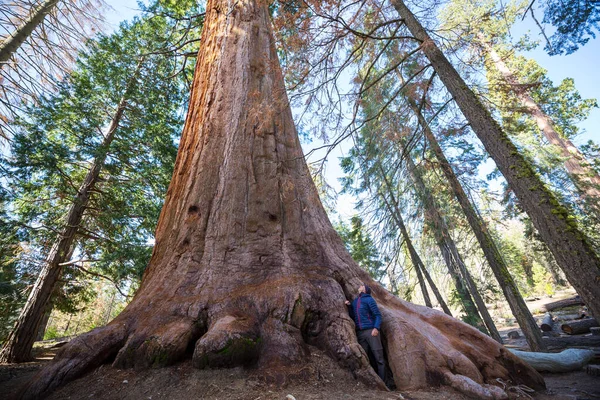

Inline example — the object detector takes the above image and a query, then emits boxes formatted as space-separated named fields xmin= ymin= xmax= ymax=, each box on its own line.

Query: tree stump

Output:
xmin=507 ymin=330 xmax=521 ymax=339
xmin=540 ymin=313 xmax=554 ymax=332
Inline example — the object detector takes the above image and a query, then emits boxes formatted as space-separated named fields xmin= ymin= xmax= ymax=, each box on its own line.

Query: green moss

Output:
xmin=150 ymin=349 xmax=170 ymax=367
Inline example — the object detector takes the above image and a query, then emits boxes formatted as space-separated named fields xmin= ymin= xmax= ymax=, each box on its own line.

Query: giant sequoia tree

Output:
xmin=21 ymin=1 xmax=544 ymax=398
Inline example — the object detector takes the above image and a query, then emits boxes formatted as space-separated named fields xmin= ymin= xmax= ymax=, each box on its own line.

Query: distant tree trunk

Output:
xmin=405 ymin=154 xmax=502 ymax=341
xmin=481 ymin=39 xmax=600 ymax=219
xmin=103 ymin=291 xmax=117 ymax=326
xmin=21 ymin=2 xmax=545 ymax=399
xmin=542 ymin=255 xmax=567 ymax=287
xmin=411 ymin=247 xmax=434 ymax=308
xmin=391 ymin=0 xmax=600 ymax=320
xmin=62 ymin=314 xmax=72 ymax=336
xmin=374 ymin=163 xmax=452 ymax=315
xmin=419 ymin=256 xmax=453 ymax=316
xmin=0 ymin=84 xmax=133 ymax=363
xmin=35 ymin=305 xmax=53 ymax=342
xmin=407 ymin=96 xmax=545 ymax=351
xmin=0 ymin=0 xmax=60 ymax=67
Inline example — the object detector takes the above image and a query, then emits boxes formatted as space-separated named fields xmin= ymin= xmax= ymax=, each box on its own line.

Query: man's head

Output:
xmin=358 ymin=283 xmax=371 ymax=295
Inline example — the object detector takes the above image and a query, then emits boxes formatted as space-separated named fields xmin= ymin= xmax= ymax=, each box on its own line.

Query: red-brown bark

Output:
xmin=20 ymin=1 xmax=544 ymax=399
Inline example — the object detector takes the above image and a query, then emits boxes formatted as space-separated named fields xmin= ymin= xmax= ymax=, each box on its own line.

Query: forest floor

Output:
xmin=1 ymin=290 xmax=599 ymax=400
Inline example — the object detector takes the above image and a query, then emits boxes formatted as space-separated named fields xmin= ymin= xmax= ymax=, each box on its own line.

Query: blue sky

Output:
xmin=103 ymin=0 xmax=599 ymax=218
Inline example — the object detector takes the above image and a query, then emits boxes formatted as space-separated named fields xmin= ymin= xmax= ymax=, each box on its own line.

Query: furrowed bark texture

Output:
xmin=405 ymin=154 xmax=501 ymax=342
xmin=482 ymin=40 xmax=600 ymax=220
xmin=0 ymin=0 xmax=60 ymax=66
xmin=0 ymin=93 xmax=128 ymax=363
xmin=21 ymin=1 xmax=545 ymax=399
xmin=390 ymin=0 xmax=600 ymax=320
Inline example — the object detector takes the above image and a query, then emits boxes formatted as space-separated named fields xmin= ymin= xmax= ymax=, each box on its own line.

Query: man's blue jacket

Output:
xmin=348 ymin=293 xmax=382 ymax=330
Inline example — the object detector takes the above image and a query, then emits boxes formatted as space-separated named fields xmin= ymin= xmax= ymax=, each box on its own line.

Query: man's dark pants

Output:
xmin=356 ymin=329 xmax=385 ymax=381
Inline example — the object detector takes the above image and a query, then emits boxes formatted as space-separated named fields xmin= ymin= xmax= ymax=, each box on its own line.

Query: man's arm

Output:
xmin=346 ymin=299 xmax=355 ymax=321
xmin=368 ymin=298 xmax=382 ymax=330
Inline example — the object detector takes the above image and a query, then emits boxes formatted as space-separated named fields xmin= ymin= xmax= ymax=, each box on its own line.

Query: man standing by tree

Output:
xmin=346 ymin=284 xmax=385 ymax=383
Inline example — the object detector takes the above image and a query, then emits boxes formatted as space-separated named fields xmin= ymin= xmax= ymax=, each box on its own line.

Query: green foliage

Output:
xmin=335 ymin=216 xmax=386 ymax=281
xmin=0 ymin=2 xmax=203 ymax=337
xmin=0 ymin=188 xmax=26 ymax=343
xmin=540 ymin=0 xmax=600 ymax=55
xmin=580 ymin=140 xmax=600 ymax=173
xmin=43 ymin=326 xmax=60 ymax=341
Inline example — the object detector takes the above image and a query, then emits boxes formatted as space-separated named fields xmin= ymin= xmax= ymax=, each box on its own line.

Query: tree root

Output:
xmin=18 ymin=275 xmax=544 ymax=399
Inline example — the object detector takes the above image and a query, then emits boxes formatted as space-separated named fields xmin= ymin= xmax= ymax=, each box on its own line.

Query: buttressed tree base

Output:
xmin=21 ymin=1 xmax=545 ymax=399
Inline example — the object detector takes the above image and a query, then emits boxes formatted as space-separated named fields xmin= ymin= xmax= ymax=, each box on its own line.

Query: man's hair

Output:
xmin=363 ymin=283 xmax=372 ymax=294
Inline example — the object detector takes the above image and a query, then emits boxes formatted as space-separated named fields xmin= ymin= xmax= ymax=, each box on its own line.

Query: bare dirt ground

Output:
xmin=1 ymin=342 xmax=598 ymax=400
xmin=2 ymin=290 xmax=598 ymax=400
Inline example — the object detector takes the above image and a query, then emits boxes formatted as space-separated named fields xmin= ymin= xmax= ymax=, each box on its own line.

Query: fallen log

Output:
xmin=543 ymin=335 xmax=600 ymax=350
xmin=509 ymin=348 xmax=595 ymax=373
xmin=561 ymin=318 xmax=599 ymax=335
xmin=540 ymin=313 xmax=554 ymax=332
xmin=541 ymin=296 xmax=584 ymax=312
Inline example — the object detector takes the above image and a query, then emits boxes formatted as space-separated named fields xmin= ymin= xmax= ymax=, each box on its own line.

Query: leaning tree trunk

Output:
xmin=0 ymin=90 xmax=131 ymax=364
xmin=21 ymin=2 xmax=545 ymax=399
xmin=390 ymin=0 xmax=600 ymax=320
xmin=408 ymin=97 xmax=546 ymax=351
xmin=374 ymin=163 xmax=452 ymax=314
xmin=0 ymin=0 xmax=60 ymax=67
xmin=35 ymin=306 xmax=53 ymax=342
xmin=482 ymin=40 xmax=600 ymax=220
xmin=405 ymin=153 xmax=502 ymax=341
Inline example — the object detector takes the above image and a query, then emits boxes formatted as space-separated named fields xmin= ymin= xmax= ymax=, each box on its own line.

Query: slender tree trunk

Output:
xmin=411 ymin=245 xmax=434 ymax=308
xmin=453 ymin=240 xmax=504 ymax=342
xmin=405 ymin=154 xmax=478 ymax=316
xmin=406 ymin=96 xmax=545 ymax=350
xmin=103 ymin=291 xmax=117 ymax=326
xmin=35 ymin=305 xmax=53 ymax=342
xmin=542 ymin=254 xmax=567 ymax=287
xmin=405 ymin=154 xmax=502 ymax=341
xmin=419 ymin=255 xmax=453 ymax=316
xmin=374 ymin=163 xmax=452 ymax=315
xmin=21 ymin=2 xmax=545 ymax=398
xmin=0 ymin=0 xmax=60 ymax=67
xmin=63 ymin=314 xmax=72 ymax=336
xmin=482 ymin=39 xmax=600 ymax=219
xmin=391 ymin=0 xmax=600 ymax=320
xmin=0 ymin=87 xmax=132 ymax=363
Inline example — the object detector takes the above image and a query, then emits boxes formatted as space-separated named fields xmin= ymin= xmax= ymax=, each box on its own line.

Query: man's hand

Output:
xmin=372 ymin=328 xmax=379 ymax=337
xmin=344 ymin=300 xmax=351 ymax=305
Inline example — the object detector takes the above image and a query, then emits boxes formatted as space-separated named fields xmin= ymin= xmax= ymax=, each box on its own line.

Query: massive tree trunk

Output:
xmin=21 ymin=2 xmax=545 ymax=399
xmin=0 ymin=90 xmax=131 ymax=363
xmin=405 ymin=153 xmax=501 ymax=341
xmin=390 ymin=0 xmax=600 ymax=321
xmin=408 ymin=97 xmax=546 ymax=351
xmin=482 ymin=40 xmax=600 ymax=219
xmin=0 ymin=0 xmax=60 ymax=67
